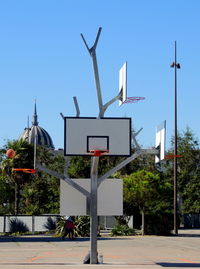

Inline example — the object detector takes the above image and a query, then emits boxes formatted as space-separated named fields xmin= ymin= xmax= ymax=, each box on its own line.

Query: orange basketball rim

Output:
xmin=12 ymin=168 xmax=36 ymax=174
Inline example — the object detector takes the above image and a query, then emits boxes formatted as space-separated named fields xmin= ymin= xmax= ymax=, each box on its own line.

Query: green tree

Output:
xmin=20 ymin=146 xmax=63 ymax=214
xmin=123 ymin=170 xmax=173 ymax=235
xmin=165 ymin=127 xmax=200 ymax=215
xmin=0 ymin=173 xmax=14 ymax=214
xmin=181 ymin=167 xmax=200 ymax=214
xmin=1 ymin=139 xmax=34 ymax=214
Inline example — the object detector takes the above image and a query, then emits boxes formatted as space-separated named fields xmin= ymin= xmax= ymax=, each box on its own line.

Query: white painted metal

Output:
xmin=64 ymin=117 xmax=131 ymax=156
xmin=155 ymin=120 xmax=166 ymax=163
xmin=60 ymin=178 xmax=123 ymax=216
xmin=119 ymin=62 xmax=127 ymax=106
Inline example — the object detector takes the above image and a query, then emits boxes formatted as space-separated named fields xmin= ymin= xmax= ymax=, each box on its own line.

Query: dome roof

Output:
xmin=19 ymin=103 xmax=54 ymax=149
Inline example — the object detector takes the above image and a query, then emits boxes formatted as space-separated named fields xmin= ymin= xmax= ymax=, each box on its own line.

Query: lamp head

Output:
xmin=170 ymin=62 xmax=175 ymax=68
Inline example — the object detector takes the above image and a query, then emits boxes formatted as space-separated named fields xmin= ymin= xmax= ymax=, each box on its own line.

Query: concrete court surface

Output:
xmin=0 ymin=229 xmax=200 ymax=269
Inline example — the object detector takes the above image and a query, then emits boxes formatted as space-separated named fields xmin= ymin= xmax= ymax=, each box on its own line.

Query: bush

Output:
xmin=75 ymin=216 xmax=90 ymax=237
xmin=56 ymin=216 xmax=90 ymax=237
xmin=9 ymin=218 xmax=29 ymax=234
xmin=144 ymin=213 xmax=173 ymax=235
xmin=111 ymin=224 xmax=135 ymax=236
xmin=55 ymin=217 xmax=65 ymax=236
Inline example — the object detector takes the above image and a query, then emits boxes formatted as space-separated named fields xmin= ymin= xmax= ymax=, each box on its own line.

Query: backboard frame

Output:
xmin=64 ymin=117 xmax=132 ymax=157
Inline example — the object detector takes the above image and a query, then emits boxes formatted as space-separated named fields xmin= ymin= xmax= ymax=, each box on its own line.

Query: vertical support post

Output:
xmin=3 ymin=215 xmax=6 ymax=233
xmin=32 ymin=215 xmax=35 ymax=235
xmin=174 ymin=41 xmax=178 ymax=235
xmin=171 ymin=41 xmax=180 ymax=235
xmin=141 ymin=209 xmax=145 ymax=236
xmin=34 ymin=134 xmax=37 ymax=170
xmin=90 ymin=156 xmax=99 ymax=264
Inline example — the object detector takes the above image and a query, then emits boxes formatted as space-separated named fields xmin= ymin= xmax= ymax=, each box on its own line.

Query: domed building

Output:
xmin=19 ymin=103 xmax=54 ymax=149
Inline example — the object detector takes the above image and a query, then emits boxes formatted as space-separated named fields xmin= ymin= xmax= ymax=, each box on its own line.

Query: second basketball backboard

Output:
xmin=119 ymin=62 xmax=127 ymax=106
xmin=60 ymin=178 xmax=123 ymax=216
xmin=155 ymin=120 xmax=166 ymax=163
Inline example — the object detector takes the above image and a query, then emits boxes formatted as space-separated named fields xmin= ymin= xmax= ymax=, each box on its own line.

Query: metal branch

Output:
xmin=80 ymin=27 xmax=102 ymax=55
xmin=60 ymin=112 xmax=64 ymax=120
xmin=132 ymin=128 xmax=143 ymax=149
xmin=81 ymin=27 xmax=103 ymax=117
xmin=98 ymin=148 xmax=159 ymax=186
xmin=92 ymin=27 xmax=102 ymax=52
xmin=73 ymin=96 xmax=80 ymax=117
xmin=80 ymin=33 xmax=91 ymax=54
xmin=99 ymin=92 xmax=122 ymax=117
xmin=36 ymin=163 xmax=90 ymax=198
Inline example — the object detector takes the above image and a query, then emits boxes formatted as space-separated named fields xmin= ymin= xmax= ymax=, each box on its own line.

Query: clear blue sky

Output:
xmin=0 ymin=0 xmax=199 ymax=150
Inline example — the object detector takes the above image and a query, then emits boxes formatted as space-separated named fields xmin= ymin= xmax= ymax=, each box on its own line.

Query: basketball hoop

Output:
xmin=124 ymin=97 xmax=145 ymax=104
xmin=165 ymin=154 xmax=183 ymax=160
xmin=89 ymin=150 xmax=109 ymax=157
xmin=12 ymin=168 xmax=36 ymax=174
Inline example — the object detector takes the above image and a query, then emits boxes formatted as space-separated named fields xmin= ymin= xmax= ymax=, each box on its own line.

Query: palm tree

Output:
xmin=1 ymin=139 xmax=34 ymax=215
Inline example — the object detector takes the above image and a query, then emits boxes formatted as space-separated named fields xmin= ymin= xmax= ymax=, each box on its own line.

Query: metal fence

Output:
xmin=0 ymin=215 xmax=117 ymax=234
xmin=0 ymin=215 xmax=59 ymax=233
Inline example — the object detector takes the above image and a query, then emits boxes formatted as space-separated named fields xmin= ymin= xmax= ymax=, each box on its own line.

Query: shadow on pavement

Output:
xmin=157 ymin=262 xmax=200 ymax=267
xmin=0 ymin=263 xmax=75 ymax=266
xmin=178 ymin=234 xmax=200 ymax=237
xmin=0 ymin=235 xmax=132 ymax=243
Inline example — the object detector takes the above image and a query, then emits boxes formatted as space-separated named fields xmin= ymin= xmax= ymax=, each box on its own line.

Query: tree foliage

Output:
xmin=0 ymin=139 xmax=34 ymax=214
xmin=123 ymin=170 xmax=173 ymax=234
xmin=165 ymin=127 xmax=200 ymax=214
xmin=1 ymin=125 xmax=200 ymax=233
xmin=20 ymin=146 xmax=62 ymax=215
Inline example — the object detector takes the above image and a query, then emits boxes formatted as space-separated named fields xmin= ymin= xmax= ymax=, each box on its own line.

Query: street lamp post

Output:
xmin=170 ymin=41 xmax=181 ymax=235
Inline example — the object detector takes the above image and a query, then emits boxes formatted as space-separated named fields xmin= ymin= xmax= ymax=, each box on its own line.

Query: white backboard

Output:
xmin=64 ymin=117 xmax=131 ymax=156
xmin=155 ymin=120 xmax=166 ymax=163
xmin=119 ymin=62 xmax=127 ymax=106
xmin=60 ymin=178 xmax=123 ymax=216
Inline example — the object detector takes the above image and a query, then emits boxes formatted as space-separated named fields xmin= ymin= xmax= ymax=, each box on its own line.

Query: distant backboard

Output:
xmin=64 ymin=117 xmax=131 ymax=156
xmin=119 ymin=62 xmax=127 ymax=106
xmin=155 ymin=120 xmax=166 ymax=163
xmin=60 ymin=178 xmax=123 ymax=216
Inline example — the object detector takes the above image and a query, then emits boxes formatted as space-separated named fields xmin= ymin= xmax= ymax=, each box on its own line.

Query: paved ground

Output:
xmin=0 ymin=229 xmax=200 ymax=269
